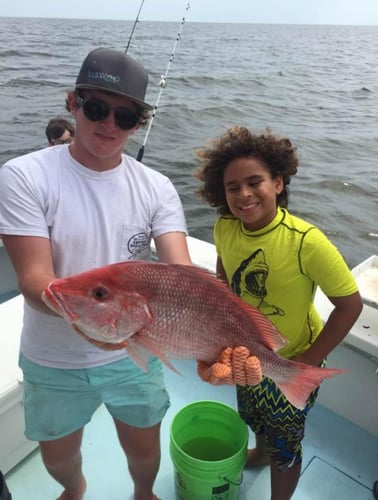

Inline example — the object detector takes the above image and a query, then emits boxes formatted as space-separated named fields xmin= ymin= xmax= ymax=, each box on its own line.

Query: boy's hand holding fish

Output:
xmin=197 ymin=346 xmax=263 ymax=385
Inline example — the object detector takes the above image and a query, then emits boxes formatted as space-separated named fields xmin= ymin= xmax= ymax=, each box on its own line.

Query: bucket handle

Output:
xmin=222 ymin=473 xmax=243 ymax=486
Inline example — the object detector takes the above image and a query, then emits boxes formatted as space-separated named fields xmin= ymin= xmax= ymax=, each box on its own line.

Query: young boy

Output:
xmin=194 ymin=126 xmax=362 ymax=500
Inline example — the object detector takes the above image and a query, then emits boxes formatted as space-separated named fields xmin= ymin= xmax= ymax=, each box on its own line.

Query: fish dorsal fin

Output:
xmin=169 ymin=264 xmax=287 ymax=352
xmin=234 ymin=300 xmax=288 ymax=351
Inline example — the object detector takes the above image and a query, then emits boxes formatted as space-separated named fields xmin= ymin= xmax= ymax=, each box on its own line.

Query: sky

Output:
xmin=1 ymin=0 xmax=378 ymax=25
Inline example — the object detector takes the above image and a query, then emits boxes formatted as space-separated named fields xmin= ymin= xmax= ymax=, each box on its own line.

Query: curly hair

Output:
xmin=194 ymin=126 xmax=299 ymax=215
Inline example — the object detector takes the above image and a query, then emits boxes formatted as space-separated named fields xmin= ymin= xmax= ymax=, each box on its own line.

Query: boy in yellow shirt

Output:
xmin=195 ymin=126 xmax=362 ymax=500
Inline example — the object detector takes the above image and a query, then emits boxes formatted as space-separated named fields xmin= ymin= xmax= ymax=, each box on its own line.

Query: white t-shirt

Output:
xmin=0 ymin=145 xmax=188 ymax=368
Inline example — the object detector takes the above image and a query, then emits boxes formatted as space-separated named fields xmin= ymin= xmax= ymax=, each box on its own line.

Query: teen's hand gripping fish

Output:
xmin=42 ymin=261 xmax=345 ymax=410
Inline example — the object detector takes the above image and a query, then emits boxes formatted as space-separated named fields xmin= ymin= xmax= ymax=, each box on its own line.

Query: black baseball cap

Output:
xmin=75 ymin=47 xmax=153 ymax=110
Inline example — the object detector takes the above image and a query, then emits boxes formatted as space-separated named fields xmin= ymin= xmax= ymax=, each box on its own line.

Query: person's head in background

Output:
xmin=45 ymin=118 xmax=75 ymax=146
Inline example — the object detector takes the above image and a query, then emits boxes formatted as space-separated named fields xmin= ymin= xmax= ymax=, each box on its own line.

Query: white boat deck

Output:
xmin=2 ymin=358 xmax=377 ymax=500
xmin=0 ymin=238 xmax=377 ymax=499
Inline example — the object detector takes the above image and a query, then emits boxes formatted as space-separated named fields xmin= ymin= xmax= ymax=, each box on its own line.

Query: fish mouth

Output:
xmin=41 ymin=286 xmax=78 ymax=322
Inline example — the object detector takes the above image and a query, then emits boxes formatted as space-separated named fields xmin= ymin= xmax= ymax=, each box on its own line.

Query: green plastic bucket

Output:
xmin=170 ymin=400 xmax=248 ymax=500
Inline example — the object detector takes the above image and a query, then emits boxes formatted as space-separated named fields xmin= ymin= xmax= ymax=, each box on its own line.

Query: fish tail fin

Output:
xmin=275 ymin=364 xmax=347 ymax=410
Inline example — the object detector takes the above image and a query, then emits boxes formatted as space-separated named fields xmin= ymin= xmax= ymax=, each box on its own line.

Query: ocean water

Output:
xmin=0 ymin=17 xmax=377 ymax=267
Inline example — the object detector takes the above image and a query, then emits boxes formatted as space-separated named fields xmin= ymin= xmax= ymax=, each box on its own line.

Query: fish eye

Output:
xmin=92 ymin=287 xmax=108 ymax=300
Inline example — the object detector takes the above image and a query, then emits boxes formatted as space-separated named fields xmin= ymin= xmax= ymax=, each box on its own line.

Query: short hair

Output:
xmin=45 ymin=118 xmax=75 ymax=142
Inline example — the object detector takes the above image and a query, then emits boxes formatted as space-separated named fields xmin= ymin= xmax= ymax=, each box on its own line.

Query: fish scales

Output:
xmin=113 ymin=262 xmax=281 ymax=361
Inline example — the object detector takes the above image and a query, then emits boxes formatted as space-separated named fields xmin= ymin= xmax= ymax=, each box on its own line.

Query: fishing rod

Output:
xmin=125 ymin=0 xmax=146 ymax=53
xmin=136 ymin=2 xmax=190 ymax=162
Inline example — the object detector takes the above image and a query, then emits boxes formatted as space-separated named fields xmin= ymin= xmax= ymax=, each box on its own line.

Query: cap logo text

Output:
xmin=88 ymin=71 xmax=120 ymax=84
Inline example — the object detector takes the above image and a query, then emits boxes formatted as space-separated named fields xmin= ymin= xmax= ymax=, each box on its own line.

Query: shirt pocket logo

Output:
xmin=121 ymin=229 xmax=151 ymax=260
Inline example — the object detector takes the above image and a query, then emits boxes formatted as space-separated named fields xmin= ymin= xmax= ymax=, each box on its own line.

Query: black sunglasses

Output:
xmin=76 ymin=95 xmax=140 ymax=130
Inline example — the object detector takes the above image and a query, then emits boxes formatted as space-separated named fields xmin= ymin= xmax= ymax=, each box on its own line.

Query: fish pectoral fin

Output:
xmin=130 ymin=333 xmax=182 ymax=375
xmin=126 ymin=339 xmax=151 ymax=372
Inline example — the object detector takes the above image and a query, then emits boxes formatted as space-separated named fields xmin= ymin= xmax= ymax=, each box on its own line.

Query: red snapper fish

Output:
xmin=42 ymin=261 xmax=345 ymax=409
